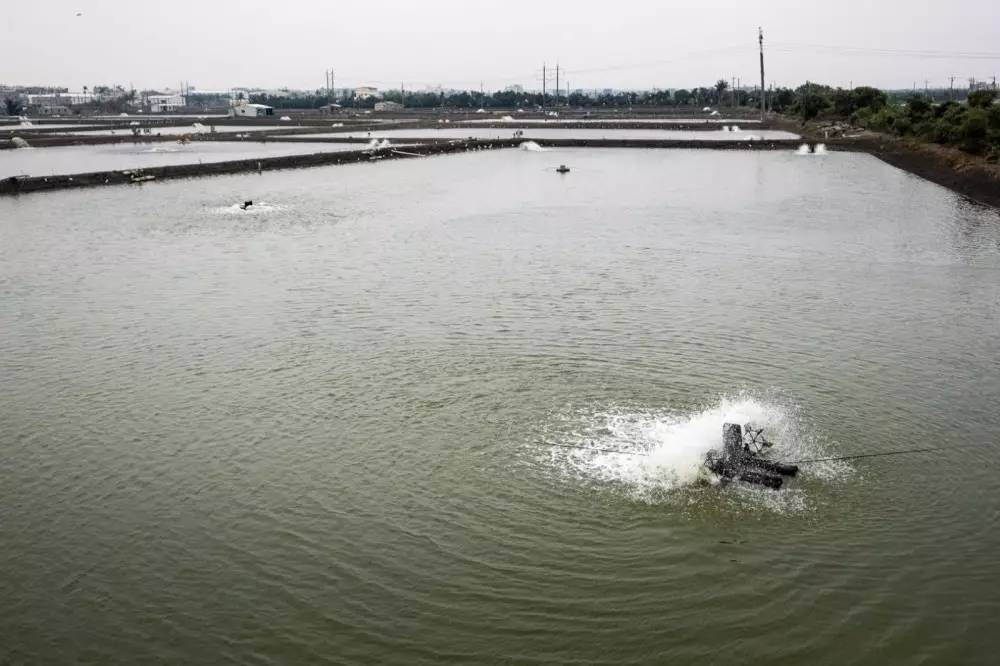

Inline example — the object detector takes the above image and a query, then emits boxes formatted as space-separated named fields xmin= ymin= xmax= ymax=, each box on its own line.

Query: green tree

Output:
xmin=793 ymin=83 xmax=832 ymax=120
xmin=852 ymin=86 xmax=886 ymax=111
xmin=769 ymin=87 xmax=796 ymax=113
xmin=905 ymin=94 xmax=933 ymax=118
xmin=960 ymin=108 xmax=989 ymax=153
xmin=967 ymin=89 xmax=997 ymax=108
xmin=714 ymin=79 xmax=728 ymax=105
xmin=3 ymin=98 xmax=21 ymax=115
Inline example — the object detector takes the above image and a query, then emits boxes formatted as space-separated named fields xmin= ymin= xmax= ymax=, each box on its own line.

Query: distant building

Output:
xmin=354 ymin=86 xmax=381 ymax=100
xmin=230 ymin=101 xmax=274 ymax=117
xmin=318 ymin=103 xmax=342 ymax=114
xmin=147 ymin=94 xmax=186 ymax=113
xmin=26 ymin=92 xmax=94 ymax=106
xmin=374 ymin=100 xmax=403 ymax=112
xmin=27 ymin=103 xmax=71 ymax=116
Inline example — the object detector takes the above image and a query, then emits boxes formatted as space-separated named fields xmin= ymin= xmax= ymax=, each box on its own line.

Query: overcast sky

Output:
xmin=2 ymin=0 xmax=998 ymax=92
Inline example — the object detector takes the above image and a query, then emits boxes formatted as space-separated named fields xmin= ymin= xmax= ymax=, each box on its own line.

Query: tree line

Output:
xmin=786 ymin=82 xmax=999 ymax=159
xmin=249 ymin=80 xmax=763 ymax=111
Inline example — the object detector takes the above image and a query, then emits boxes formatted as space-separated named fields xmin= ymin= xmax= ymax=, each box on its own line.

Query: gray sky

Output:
xmin=2 ymin=0 xmax=998 ymax=92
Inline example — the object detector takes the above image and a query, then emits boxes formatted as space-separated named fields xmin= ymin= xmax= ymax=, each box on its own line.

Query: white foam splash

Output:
xmin=538 ymin=393 xmax=848 ymax=510
xmin=365 ymin=138 xmax=392 ymax=151
xmin=519 ymin=141 xmax=547 ymax=152
xmin=212 ymin=201 xmax=286 ymax=215
xmin=796 ymin=143 xmax=829 ymax=156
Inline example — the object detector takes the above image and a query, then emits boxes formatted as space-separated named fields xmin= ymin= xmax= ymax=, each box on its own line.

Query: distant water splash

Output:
xmin=211 ymin=201 xmax=287 ymax=215
xmin=142 ymin=146 xmax=185 ymax=154
xmin=797 ymin=144 xmax=828 ymax=155
xmin=519 ymin=141 xmax=548 ymax=152
xmin=536 ymin=392 xmax=849 ymax=511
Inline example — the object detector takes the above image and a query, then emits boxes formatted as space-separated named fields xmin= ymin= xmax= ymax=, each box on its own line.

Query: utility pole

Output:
xmin=401 ymin=82 xmax=405 ymax=108
xmin=950 ymin=76 xmax=955 ymax=100
xmin=542 ymin=63 xmax=547 ymax=110
xmin=758 ymin=27 xmax=766 ymax=121
xmin=480 ymin=80 xmax=484 ymax=108
xmin=556 ymin=63 xmax=560 ymax=107
xmin=924 ymin=80 xmax=929 ymax=95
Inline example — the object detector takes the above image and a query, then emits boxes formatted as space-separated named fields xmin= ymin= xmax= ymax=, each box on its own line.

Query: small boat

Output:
xmin=556 ymin=164 xmax=570 ymax=174
xmin=706 ymin=423 xmax=799 ymax=489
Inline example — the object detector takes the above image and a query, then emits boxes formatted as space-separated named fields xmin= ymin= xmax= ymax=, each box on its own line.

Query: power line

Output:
xmin=770 ymin=42 xmax=1000 ymax=61
xmin=788 ymin=443 xmax=990 ymax=465
xmin=545 ymin=441 xmax=993 ymax=465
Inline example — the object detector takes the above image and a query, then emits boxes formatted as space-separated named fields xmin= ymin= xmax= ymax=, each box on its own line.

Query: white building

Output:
xmin=147 ymin=94 xmax=186 ymax=113
xmin=26 ymin=92 xmax=94 ymax=106
xmin=230 ymin=101 xmax=274 ymax=117
xmin=354 ymin=86 xmax=381 ymax=100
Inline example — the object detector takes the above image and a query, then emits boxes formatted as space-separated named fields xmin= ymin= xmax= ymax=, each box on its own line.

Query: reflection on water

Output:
xmin=1 ymin=149 xmax=999 ymax=664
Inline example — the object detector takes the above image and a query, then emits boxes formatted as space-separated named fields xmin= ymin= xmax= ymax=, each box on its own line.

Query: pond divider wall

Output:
xmin=1 ymin=138 xmax=806 ymax=196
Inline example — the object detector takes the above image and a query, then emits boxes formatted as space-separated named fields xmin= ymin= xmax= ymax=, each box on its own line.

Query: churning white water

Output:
xmin=797 ymin=143 xmax=828 ymax=155
xmin=540 ymin=393 xmax=847 ymax=508
xmin=212 ymin=201 xmax=288 ymax=215
xmin=519 ymin=141 xmax=548 ymax=152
